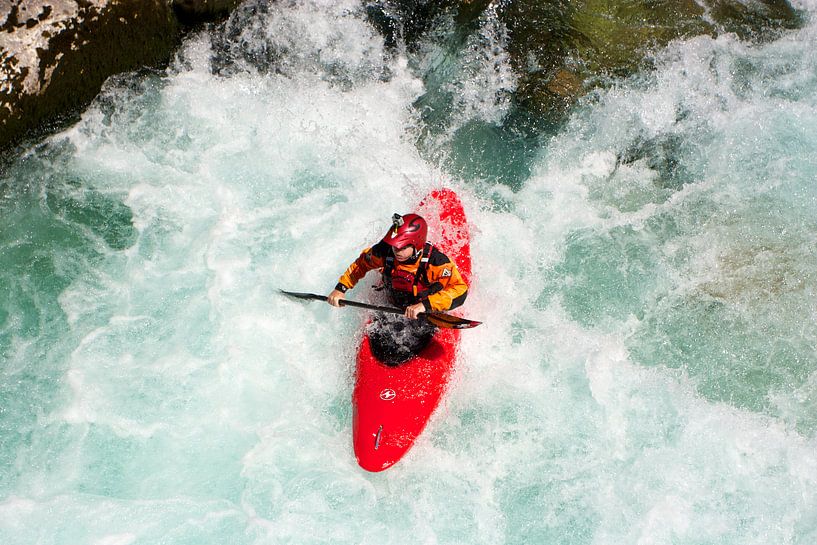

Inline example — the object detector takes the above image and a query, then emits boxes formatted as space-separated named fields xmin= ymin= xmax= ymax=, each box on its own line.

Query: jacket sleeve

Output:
xmin=422 ymin=259 xmax=468 ymax=312
xmin=335 ymin=247 xmax=385 ymax=292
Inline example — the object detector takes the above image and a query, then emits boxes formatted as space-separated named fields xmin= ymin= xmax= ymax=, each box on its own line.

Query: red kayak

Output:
xmin=352 ymin=188 xmax=472 ymax=472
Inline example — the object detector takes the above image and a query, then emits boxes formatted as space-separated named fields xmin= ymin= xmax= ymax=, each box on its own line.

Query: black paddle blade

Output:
xmin=425 ymin=313 xmax=482 ymax=329
xmin=279 ymin=290 xmax=327 ymax=302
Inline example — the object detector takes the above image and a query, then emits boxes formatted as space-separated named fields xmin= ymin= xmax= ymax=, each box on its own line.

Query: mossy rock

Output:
xmin=496 ymin=0 xmax=802 ymax=121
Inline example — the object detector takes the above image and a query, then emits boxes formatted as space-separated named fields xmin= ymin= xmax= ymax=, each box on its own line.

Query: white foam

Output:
xmin=5 ymin=1 xmax=817 ymax=544
xmin=92 ymin=534 xmax=136 ymax=545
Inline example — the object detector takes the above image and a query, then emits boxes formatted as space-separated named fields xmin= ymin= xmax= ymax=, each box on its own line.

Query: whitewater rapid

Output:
xmin=1 ymin=1 xmax=816 ymax=544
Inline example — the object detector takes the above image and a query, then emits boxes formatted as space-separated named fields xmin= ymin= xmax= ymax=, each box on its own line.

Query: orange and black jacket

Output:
xmin=335 ymin=241 xmax=468 ymax=312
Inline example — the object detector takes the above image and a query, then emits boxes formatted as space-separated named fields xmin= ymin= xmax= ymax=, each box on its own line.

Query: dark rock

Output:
xmin=498 ymin=0 xmax=803 ymax=122
xmin=1 ymin=0 xmax=181 ymax=151
xmin=0 ymin=0 xmax=245 ymax=154
xmin=708 ymin=0 xmax=803 ymax=41
xmin=172 ymin=0 xmax=243 ymax=25
xmin=365 ymin=0 xmax=455 ymax=50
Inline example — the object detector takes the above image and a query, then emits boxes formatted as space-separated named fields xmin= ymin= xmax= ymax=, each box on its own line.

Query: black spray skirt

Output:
xmin=366 ymin=313 xmax=437 ymax=366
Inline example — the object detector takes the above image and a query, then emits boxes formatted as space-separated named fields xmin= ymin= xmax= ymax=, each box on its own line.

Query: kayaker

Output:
xmin=327 ymin=213 xmax=468 ymax=320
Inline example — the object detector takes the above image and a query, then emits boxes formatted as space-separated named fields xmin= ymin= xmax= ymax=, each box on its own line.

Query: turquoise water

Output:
xmin=2 ymin=1 xmax=817 ymax=543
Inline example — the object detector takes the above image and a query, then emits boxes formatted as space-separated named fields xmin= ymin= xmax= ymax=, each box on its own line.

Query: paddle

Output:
xmin=279 ymin=290 xmax=482 ymax=329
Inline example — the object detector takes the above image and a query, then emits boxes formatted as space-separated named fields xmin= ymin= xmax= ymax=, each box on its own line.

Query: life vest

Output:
xmin=382 ymin=242 xmax=441 ymax=301
xmin=336 ymin=240 xmax=467 ymax=312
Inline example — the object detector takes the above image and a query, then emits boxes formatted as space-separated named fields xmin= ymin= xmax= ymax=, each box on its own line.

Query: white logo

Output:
xmin=380 ymin=389 xmax=396 ymax=401
xmin=441 ymin=268 xmax=451 ymax=277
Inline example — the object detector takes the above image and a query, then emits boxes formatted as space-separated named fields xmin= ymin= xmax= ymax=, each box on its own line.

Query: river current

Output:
xmin=1 ymin=1 xmax=816 ymax=544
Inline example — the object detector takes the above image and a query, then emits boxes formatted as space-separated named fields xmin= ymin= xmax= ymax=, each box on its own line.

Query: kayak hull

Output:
xmin=352 ymin=189 xmax=471 ymax=472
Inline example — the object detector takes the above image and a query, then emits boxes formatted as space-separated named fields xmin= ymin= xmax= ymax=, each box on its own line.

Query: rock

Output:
xmin=171 ymin=0 xmax=242 ymax=25
xmin=1 ymin=0 xmax=181 ymax=151
xmin=498 ymin=0 xmax=802 ymax=122
xmin=707 ymin=0 xmax=803 ymax=40
xmin=0 ymin=0 xmax=243 ymax=153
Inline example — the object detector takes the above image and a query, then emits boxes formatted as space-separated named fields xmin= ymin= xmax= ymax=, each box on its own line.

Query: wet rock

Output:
xmin=1 ymin=0 xmax=180 ymax=150
xmin=707 ymin=0 xmax=803 ymax=41
xmin=366 ymin=0 xmax=455 ymax=50
xmin=0 ymin=0 xmax=241 ymax=152
xmin=498 ymin=0 xmax=802 ymax=121
xmin=172 ymin=0 xmax=242 ymax=25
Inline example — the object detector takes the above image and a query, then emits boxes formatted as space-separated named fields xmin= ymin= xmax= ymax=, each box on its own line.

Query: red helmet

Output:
xmin=382 ymin=213 xmax=427 ymax=250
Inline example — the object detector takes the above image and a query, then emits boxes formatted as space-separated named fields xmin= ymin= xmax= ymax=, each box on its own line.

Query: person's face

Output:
xmin=392 ymin=245 xmax=415 ymax=262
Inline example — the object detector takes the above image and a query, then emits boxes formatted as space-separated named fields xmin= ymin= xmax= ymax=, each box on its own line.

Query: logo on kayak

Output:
xmin=380 ymin=388 xmax=396 ymax=401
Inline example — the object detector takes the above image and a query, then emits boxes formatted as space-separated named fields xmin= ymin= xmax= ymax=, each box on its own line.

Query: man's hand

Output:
xmin=327 ymin=289 xmax=346 ymax=307
xmin=404 ymin=302 xmax=425 ymax=320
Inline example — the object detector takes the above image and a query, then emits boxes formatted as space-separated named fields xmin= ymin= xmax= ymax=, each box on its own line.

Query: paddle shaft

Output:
xmin=287 ymin=291 xmax=406 ymax=315
xmin=279 ymin=290 xmax=481 ymax=329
